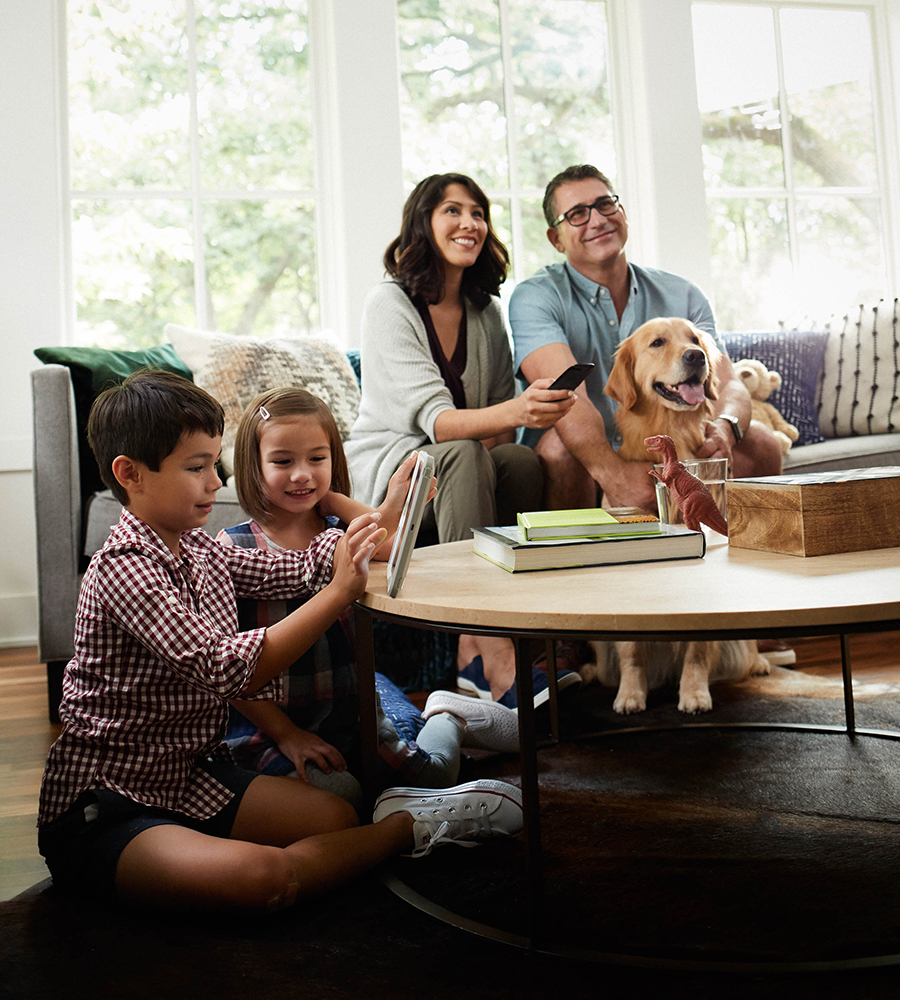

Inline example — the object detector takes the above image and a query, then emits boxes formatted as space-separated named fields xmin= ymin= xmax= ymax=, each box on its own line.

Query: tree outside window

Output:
xmin=396 ymin=0 xmax=616 ymax=284
xmin=67 ymin=0 xmax=317 ymax=348
xmin=693 ymin=2 xmax=886 ymax=329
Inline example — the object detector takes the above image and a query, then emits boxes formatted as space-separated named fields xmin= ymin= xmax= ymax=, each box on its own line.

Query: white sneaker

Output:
xmin=422 ymin=689 xmax=519 ymax=753
xmin=372 ymin=780 xmax=524 ymax=858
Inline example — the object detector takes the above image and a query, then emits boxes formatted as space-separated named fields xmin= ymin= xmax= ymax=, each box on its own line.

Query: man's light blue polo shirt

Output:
xmin=508 ymin=261 xmax=719 ymax=447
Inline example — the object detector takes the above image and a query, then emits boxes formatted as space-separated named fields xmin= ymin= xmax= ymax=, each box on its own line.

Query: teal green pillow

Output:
xmin=33 ymin=343 xmax=194 ymax=513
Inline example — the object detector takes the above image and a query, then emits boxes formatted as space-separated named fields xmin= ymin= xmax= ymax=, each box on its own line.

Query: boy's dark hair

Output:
xmin=542 ymin=164 xmax=616 ymax=227
xmin=233 ymin=387 xmax=350 ymax=524
xmin=383 ymin=172 xmax=509 ymax=310
xmin=87 ymin=369 xmax=225 ymax=506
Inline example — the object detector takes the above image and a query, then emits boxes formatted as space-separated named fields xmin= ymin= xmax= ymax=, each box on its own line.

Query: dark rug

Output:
xmin=4 ymin=673 xmax=900 ymax=1000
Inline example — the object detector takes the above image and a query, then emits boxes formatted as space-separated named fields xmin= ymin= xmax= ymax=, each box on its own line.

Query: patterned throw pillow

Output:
xmin=720 ymin=330 xmax=830 ymax=446
xmin=816 ymin=299 xmax=900 ymax=439
xmin=165 ymin=324 xmax=361 ymax=477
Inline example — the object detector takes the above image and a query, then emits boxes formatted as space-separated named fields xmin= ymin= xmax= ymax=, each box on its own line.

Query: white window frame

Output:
xmin=689 ymin=0 xmax=900 ymax=313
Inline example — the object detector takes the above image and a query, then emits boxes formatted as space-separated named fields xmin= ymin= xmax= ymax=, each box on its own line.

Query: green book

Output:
xmin=516 ymin=506 xmax=661 ymax=541
xmin=472 ymin=524 xmax=705 ymax=573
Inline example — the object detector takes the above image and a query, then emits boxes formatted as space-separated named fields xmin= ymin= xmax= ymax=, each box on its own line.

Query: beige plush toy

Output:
xmin=732 ymin=358 xmax=799 ymax=454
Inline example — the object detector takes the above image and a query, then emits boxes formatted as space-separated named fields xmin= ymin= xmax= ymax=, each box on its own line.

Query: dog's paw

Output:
xmin=613 ymin=692 xmax=647 ymax=715
xmin=578 ymin=661 xmax=603 ymax=685
xmin=749 ymin=655 xmax=772 ymax=677
xmin=678 ymin=689 xmax=713 ymax=714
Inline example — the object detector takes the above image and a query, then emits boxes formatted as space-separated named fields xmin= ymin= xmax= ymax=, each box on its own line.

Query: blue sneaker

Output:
xmin=457 ymin=655 xmax=582 ymax=713
xmin=456 ymin=656 xmax=493 ymax=701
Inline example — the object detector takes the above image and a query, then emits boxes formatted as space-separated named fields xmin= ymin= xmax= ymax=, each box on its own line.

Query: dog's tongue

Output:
xmin=676 ymin=381 xmax=706 ymax=405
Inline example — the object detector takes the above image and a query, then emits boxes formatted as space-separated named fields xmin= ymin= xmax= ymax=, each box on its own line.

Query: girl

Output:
xmin=218 ymin=386 xmax=519 ymax=813
xmin=345 ymin=172 xmax=580 ymax=705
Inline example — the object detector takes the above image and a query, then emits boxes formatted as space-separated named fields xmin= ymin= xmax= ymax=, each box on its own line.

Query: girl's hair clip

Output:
xmin=259 ymin=405 xmax=270 ymax=420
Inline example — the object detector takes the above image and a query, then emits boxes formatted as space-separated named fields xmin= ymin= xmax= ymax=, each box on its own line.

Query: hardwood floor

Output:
xmin=0 ymin=647 xmax=60 ymax=901
xmin=2 ymin=633 xmax=899 ymax=902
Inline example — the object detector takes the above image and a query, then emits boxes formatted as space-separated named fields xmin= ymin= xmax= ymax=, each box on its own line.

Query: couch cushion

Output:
xmin=33 ymin=343 xmax=194 ymax=504
xmin=165 ymin=324 xmax=361 ymax=478
xmin=817 ymin=298 xmax=900 ymax=439
xmin=720 ymin=330 xmax=830 ymax=446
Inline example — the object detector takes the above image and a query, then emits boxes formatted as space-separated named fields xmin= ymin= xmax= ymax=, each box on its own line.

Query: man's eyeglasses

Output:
xmin=553 ymin=195 xmax=621 ymax=228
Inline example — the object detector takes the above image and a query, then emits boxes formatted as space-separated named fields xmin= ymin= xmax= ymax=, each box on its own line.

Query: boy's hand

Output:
xmin=331 ymin=512 xmax=387 ymax=603
xmin=275 ymin=726 xmax=347 ymax=780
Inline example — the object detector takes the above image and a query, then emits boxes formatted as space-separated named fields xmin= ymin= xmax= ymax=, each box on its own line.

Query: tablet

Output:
xmin=386 ymin=451 xmax=435 ymax=598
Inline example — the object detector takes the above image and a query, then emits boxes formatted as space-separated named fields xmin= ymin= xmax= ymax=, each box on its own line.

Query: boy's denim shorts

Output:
xmin=38 ymin=758 xmax=259 ymax=898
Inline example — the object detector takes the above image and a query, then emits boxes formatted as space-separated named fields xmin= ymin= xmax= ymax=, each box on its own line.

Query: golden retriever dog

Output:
xmin=591 ymin=317 xmax=769 ymax=713
xmin=605 ymin=317 xmax=721 ymax=462
xmin=580 ymin=639 xmax=770 ymax=715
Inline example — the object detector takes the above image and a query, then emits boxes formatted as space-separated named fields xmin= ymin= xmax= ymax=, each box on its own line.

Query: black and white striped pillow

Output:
xmin=817 ymin=298 xmax=900 ymax=439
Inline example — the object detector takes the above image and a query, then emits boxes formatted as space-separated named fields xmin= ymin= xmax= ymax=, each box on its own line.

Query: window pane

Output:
xmin=397 ymin=0 xmax=508 ymax=188
xmin=506 ymin=1 xmax=613 ymax=191
xmin=68 ymin=1 xmax=191 ymax=190
xmin=780 ymin=8 xmax=877 ymax=189
xmin=71 ymin=199 xmax=196 ymax=348
xmin=204 ymin=200 xmax=318 ymax=335
xmin=795 ymin=196 xmax=884 ymax=316
xmin=196 ymin=2 xmax=313 ymax=191
xmin=707 ymin=197 xmax=789 ymax=330
xmin=520 ymin=197 xmax=556 ymax=280
xmin=693 ymin=4 xmax=784 ymax=189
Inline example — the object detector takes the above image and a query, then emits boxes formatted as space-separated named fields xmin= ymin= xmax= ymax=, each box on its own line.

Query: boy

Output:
xmin=37 ymin=370 xmax=522 ymax=911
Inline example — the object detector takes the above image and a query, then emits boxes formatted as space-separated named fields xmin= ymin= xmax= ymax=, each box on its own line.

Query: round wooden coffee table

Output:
xmin=354 ymin=538 xmax=900 ymax=970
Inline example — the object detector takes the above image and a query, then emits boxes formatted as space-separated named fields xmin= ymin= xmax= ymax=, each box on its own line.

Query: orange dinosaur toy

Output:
xmin=645 ymin=433 xmax=728 ymax=536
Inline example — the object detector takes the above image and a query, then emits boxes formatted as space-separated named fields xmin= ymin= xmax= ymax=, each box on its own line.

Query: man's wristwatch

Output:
xmin=717 ymin=413 xmax=742 ymax=443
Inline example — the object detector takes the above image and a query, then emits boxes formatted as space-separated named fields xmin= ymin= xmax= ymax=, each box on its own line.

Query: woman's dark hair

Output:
xmin=383 ymin=173 xmax=509 ymax=309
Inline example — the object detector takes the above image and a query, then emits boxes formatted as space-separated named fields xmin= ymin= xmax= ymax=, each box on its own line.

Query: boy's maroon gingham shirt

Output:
xmin=38 ymin=509 xmax=341 ymax=826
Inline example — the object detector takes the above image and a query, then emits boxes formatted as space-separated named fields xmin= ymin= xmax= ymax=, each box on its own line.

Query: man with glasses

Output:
xmin=509 ymin=164 xmax=781 ymax=512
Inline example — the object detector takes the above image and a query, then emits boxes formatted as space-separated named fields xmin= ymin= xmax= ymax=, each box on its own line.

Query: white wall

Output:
xmin=0 ymin=0 xmax=65 ymax=646
xmin=1 ymin=0 xmax=899 ymax=647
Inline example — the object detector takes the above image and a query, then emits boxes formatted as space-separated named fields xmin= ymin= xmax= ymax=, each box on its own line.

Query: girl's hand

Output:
xmin=275 ymin=726 xmax=348 ymax=780
xmin=377 ymin=452 xmax=437 ymax=532
xmin=515 ymin=378 xmax=578 ymax=429
xmin=331 ymin=512 xmax=387 ymax=603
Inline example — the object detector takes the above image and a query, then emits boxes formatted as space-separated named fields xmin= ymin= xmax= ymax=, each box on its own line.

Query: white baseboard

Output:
xmin=0 ymin=592 xmax=37 ymax=648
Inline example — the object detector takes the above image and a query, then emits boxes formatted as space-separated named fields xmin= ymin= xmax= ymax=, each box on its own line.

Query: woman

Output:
xmin=346 ymin=173 xmax=577 ymax=703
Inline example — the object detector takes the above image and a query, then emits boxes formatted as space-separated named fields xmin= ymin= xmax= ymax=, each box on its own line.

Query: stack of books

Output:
xmin=472 ymin=507 xmax=705 ymax=573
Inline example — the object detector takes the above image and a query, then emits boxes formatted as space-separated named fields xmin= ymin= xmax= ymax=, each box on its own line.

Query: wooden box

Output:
xmin=725 ymin=468 xmax=900 ymax=556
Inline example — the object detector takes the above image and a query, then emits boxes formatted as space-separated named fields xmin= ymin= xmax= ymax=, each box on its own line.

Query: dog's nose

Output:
xmin=682 ymin=349 xmax=707 ymax=370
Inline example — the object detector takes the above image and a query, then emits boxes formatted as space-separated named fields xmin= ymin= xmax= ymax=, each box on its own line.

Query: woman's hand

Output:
xmin=330 ymin=512 xmax=387 ymax=603
xmin=514 ymin=378 xmax=579 ymax=429
xmin=275 ymin=724 xmax=348 ymax=780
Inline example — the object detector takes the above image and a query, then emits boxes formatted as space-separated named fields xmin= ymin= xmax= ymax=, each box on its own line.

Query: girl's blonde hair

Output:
xmin=233 ymin=387 xmax=351 ymax=524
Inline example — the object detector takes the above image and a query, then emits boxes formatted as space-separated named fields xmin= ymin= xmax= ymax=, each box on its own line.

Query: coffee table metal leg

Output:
xmin=514 ymin=635 xmax=545 ymax=947
xmin=840 ymin=633 xmax=857 ymax=738
xmin=354 ymin=606 xmax=380 ymax=805
xmin=544 ymin=638 xmax=560 ymax=743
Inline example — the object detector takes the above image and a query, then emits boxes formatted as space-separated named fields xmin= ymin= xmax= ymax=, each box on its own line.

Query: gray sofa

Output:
xmin=31 ymin=304 xmax=900 ymax=719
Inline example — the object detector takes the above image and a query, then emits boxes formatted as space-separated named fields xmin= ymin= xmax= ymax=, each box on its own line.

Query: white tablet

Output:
xmin=386 ymin=451 xmax=435 ymax=598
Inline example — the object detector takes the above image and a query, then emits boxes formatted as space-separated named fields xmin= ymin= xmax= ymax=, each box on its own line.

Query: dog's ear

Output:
xmin=605 ymin=340 xmax=638 ymax=410
xmin=697 ymin=328 xmax=722 ymax=402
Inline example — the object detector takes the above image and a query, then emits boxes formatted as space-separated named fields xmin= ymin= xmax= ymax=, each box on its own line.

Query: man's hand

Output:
xmin=597 ymin=454 xmax=658 ymax=512
xmin=695 ymin=418 xmax=735 ymax=463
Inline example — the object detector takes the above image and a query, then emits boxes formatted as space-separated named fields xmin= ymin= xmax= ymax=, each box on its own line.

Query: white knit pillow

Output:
xmin=165 ymin=324 xmax=361 ymax=477
xmin=816 ymin=298 xmax=900 ymax=439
